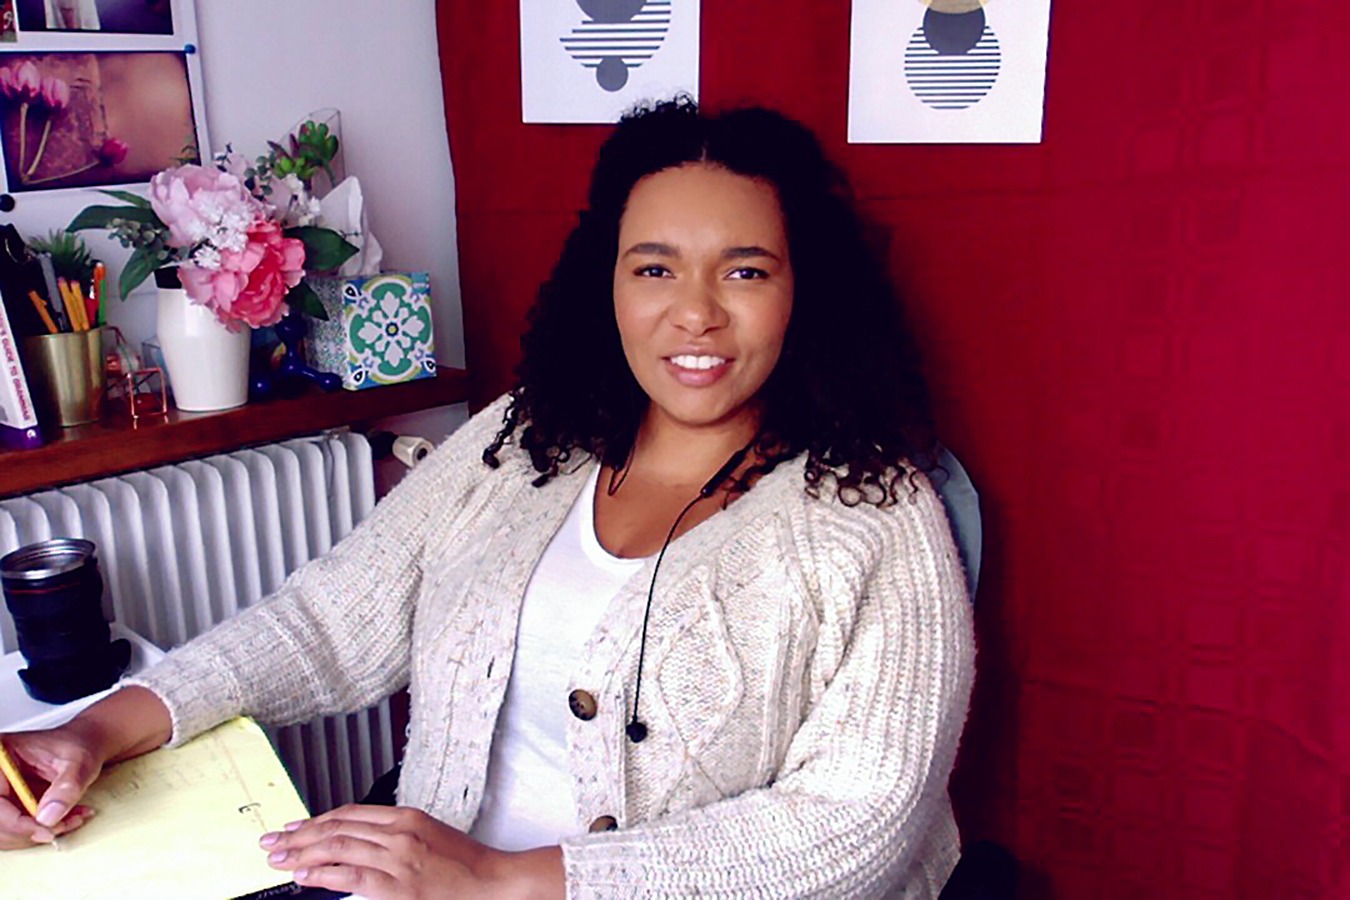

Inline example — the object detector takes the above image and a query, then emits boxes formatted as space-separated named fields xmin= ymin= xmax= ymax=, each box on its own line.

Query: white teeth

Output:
xmin=669 ymin=354 xmax=727 ymax=371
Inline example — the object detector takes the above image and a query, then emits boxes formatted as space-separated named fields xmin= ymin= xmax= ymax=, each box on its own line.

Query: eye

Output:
xmin=727 ymin=266 xmax=770 ymax=280
xmin=634 ymin=264 xmax=672 ymax=278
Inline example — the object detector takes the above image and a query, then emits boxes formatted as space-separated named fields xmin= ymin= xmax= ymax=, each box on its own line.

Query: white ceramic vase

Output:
xmin=155 ymin=281 xmax=250 ymax=412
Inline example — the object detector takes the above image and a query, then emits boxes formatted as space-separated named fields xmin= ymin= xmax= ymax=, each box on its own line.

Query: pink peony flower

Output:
xmin=179 ymin=219 xmax=305 ymax=329
xmin=147 ymin=163 xmax=262 ymax=249
xmin=37 ymin=75 xmax=69 ymax=112
xmin=98 ymin=137 xmax=129 ymax=165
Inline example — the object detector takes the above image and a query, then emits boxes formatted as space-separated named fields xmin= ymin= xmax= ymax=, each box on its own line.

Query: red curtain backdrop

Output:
xmin=436 ymin=2 xmax=1349 ymax=896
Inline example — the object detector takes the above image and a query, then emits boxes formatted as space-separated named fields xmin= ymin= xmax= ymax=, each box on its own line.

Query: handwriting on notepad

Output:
xmin=5 ymin=717 xmax=311 ymax=900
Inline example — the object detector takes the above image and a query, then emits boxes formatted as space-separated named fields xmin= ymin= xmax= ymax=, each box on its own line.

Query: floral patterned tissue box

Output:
xmin=307 ymin=273 xmax=437 ymax=391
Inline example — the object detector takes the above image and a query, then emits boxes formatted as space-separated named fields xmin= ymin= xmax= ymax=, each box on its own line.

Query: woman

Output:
xmin=0 ymin=98 xmax=974 ymax=898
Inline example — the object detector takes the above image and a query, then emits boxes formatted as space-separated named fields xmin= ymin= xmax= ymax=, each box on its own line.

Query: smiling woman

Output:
xmin=613 ymin=163 xmax=794 ymax=438
xmin=0 ymin=98 xmax=974 ymax=900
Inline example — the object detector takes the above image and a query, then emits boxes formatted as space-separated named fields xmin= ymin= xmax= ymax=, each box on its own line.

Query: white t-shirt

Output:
xmin=469 ymin=466 xmax=646 ymax=851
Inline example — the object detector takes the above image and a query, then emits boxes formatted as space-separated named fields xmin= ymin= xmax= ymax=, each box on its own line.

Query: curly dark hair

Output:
xmin=484 ymin=97 xmax=937 ymax=506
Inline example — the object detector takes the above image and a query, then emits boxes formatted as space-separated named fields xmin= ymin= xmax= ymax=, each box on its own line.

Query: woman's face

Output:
xmin=613 ymin=163 xmax=794 ymax=437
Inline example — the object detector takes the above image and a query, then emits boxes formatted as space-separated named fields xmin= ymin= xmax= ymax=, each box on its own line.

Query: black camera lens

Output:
xmin=1 ymin=539 xmax=130 ymax=704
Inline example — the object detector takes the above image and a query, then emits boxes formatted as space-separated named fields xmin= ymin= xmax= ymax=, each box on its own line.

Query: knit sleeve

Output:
xmin=559 ymin=480 xmax=976 ymax=898
xmin=126 ymin=394 xmax=517 ymax=747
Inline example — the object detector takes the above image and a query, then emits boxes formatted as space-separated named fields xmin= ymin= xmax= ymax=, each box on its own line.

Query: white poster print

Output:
xmin=521 ymin=0 xmax=700 ymax=124
xmin=848 ymin=0 xmax=1052 ymax=144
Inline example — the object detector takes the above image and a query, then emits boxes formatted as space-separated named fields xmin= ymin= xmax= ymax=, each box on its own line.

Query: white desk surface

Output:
xmin=0 ymin=624 xmax=165 ymax=732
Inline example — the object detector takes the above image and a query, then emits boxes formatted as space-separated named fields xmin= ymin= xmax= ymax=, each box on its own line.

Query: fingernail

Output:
xmin=32 ymin=828 xmax=54 ymax=843
xmin=36 ymin=803 xmax=65 ymax=827
xmin=294 ymin=868 xmax=309 ymax=881
xmin=268 ymin=850 xmax=288 ymax=864
xmin=284 ymin=820 xmax=303 ymax=831
xmin=260 ymin=832 xmax=279 ymax=847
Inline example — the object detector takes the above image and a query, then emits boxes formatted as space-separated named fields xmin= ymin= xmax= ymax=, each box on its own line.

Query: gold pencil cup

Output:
xmin=19 ymin=327 xmax=106 ymax=428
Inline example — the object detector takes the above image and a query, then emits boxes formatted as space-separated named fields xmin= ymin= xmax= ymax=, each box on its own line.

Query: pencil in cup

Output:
xmin=58 ymin=278 xmax=88 ymax=332
xmin=27 ymin=290 xmax=59 ymax=335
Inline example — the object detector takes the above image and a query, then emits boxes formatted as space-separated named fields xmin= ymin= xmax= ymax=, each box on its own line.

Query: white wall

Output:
xmin=192 ymin=0 xmax=464 ymax=371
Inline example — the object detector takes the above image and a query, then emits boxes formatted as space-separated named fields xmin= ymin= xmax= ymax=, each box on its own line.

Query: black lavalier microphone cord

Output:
xmin=625 ymin=441 xmax=753 ymax=743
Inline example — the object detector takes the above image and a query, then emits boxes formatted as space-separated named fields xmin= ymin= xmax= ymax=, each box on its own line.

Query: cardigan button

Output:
xmin=588 ymin=815 xmax=618 ymax=832
xmin=568 ymin=689 xmax=598 ymax=721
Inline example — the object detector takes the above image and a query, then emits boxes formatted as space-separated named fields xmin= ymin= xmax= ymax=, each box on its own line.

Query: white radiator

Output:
xmin=0 ymin=432 xmax=400 ymax=814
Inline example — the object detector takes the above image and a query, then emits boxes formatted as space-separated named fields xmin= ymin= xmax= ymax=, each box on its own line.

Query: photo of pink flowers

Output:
xmin=0 ymin=50 xmax=198 ymax=192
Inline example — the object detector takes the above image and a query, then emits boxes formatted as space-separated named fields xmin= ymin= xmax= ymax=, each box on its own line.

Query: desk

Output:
xmin=0 ymin=624 xmax=164 ymax=732
xmin=1 ymin=633 xmax=368 ymax=899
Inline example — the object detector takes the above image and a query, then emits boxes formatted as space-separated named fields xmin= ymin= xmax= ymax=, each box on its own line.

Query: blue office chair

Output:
xmin=929 ymin=449 xmax=1019 ymax=900
xmin=931 ymin=446 xmax=982 ymax=603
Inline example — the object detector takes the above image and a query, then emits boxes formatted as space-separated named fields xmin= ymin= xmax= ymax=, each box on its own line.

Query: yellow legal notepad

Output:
xmin=5 ymin=717 xmax=311 ymax=900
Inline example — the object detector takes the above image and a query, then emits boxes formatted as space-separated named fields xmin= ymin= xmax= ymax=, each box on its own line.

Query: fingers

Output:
xmin=30 ymin=753 xmax=100 ymax=828
xmin=291 ymin=861 xmax=398 ymax=898
xmin=0 ymin=796 xmax=95 ymax=850
xmin=285 ymin=802 xmax=409 ymax=830
xmin=8 ymin=737 xmax=102 ymax=829
xmin=266 ymin=817 xmax=407 ymax=866
xmin=262 ymin=809 xmax=431 ymax=897
xmin=0 ymin=795 xmax=54 ymax=849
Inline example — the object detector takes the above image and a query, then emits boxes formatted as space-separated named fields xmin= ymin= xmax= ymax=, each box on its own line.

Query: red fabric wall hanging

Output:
xmin=436 ymin=2 xmax=1349 ymax=896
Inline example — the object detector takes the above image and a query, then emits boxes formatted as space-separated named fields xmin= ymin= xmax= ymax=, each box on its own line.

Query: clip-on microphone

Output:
xmin=625 ymin=443 xmax=752 ymax=743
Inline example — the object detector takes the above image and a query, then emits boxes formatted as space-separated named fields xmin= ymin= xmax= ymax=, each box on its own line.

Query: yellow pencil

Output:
xmin=0 ymin=738 xmax=40 ymax=818
xmin=59 ymin=278 xmax=87 ymax=331
xmin=27 ymin=290 xmax=58 ymax=335
xmin=0 ymin=739 xmax=60 ymax=848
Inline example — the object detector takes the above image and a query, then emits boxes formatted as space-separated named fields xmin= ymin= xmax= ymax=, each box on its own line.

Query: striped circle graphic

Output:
xmin=560 ymin=0 xmax=672 ymax=92
xmin=904 ymin=22 xmax=1001 ymax=110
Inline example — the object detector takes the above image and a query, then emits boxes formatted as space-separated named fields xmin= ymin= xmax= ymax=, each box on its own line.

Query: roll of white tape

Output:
xmin=392 ymin=435 xmax=434 ymax=469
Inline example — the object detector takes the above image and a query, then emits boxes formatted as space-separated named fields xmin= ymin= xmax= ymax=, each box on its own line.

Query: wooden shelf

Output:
xmin=0 ymin=368 xmax=468 ymax=498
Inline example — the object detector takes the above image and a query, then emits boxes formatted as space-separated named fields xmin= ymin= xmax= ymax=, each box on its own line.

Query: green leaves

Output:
xmin=119 ymin=247 xmax=160 ymax=301
xmin=67 ymin=204 xmax=159 ymax=232
xmin=97 ymin=189 xmax=151 ymax=208
xmin=285 ymin=226 xmax=357 ymax=273
xmin=285 ymin=281 xmax=329 ymax=320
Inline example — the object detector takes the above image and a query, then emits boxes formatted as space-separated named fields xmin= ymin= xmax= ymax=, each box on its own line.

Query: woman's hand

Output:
xmin=1 ymin=685 xmax=171 ymax=851
xmin=0 ymin=729 xmax=101 ymax=849
xmin=261 ymin=804 xmax=564 ymax=900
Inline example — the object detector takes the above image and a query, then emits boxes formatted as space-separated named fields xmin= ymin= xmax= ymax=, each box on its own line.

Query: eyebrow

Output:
xmin=620 ymin=242 xmax=783 ymax=263
xmin=622 ymin=241 xmax=679 ymax=258
xmin=722 ymin=245 xmax=781 ymax=263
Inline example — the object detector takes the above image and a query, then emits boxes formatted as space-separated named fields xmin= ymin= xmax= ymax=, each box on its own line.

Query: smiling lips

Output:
xmin=665 ymin=353 xmax=731 ymax=385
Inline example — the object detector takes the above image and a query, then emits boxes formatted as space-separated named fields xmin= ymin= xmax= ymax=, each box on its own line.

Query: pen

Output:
xmin=80 ymin=282 xmax=96 ymax=330
xmin=91 ymin=261 xmax=106 ymax=325
xmin=0 ymin=739 xmax=61 ymax=850
xmin=36 ymin=253 xmax=67 ymax=331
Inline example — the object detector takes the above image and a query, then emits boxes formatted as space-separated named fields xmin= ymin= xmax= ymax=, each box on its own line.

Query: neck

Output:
xmin=627 ymin=407 xmax=759 ymax=489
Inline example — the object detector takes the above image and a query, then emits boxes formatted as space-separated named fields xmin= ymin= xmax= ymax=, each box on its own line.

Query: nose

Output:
xmin=668 ymin=277 xmax=728 ymax=335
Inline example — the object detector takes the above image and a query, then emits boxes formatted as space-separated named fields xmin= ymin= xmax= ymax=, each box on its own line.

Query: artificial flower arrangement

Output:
xmin=68 ymin=120 xmax=355 ymax=330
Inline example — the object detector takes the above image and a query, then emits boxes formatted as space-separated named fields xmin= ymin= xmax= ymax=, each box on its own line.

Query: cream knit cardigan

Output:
xmin=129 ymin=395 xmax=975 ymax=899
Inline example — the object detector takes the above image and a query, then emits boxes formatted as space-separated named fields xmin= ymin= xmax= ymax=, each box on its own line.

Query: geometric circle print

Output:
xmin=905 ymin=5 xmax=1002 ymax=110
xmin=560 ymin=0 xmax=672 ymax=92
